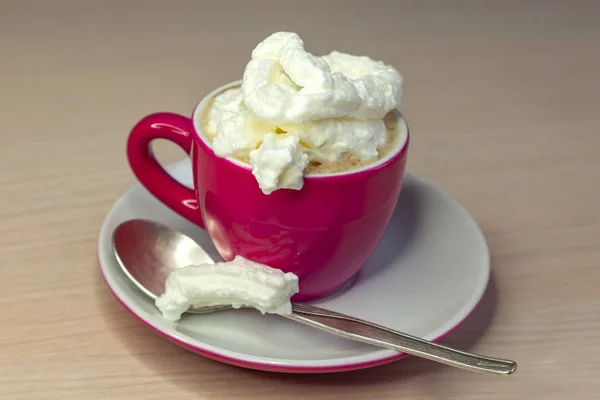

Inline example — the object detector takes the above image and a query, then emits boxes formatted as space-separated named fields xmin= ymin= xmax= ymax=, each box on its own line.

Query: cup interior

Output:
xmin=191 ymin=80 xmax=409 ymax=177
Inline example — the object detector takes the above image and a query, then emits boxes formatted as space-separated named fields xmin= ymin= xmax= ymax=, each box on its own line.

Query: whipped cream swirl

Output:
xmin=205 ymin=32 xmax=403 ymax=194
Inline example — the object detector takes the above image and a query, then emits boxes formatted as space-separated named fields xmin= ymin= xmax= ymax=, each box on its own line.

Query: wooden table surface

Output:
xmin=1 ymin=1 xmax=599 ymax=399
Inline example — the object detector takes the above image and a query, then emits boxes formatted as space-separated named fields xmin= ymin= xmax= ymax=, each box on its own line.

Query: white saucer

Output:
xmin=98 ymin=159 xmax=490 ymax=373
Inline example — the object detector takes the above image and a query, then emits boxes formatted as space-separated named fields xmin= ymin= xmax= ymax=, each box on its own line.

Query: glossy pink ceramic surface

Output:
xmin=127 ymin=83 xmax=409 ymax=301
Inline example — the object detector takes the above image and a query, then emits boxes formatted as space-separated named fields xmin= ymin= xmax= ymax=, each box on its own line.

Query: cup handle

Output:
xmin=126 ymin=112 xmax=204 ymax=228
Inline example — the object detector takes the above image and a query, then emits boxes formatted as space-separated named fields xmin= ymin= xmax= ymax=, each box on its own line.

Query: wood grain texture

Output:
xmin=1 ymin=1 xmax=598 ymax=399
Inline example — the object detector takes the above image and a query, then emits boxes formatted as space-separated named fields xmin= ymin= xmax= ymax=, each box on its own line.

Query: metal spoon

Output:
xmin=111 ymin=219 xmax=516 ymax=375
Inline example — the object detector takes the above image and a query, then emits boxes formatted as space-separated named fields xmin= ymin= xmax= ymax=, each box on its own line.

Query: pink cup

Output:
xmin=127 ymin=80 xmax=410 ymax=301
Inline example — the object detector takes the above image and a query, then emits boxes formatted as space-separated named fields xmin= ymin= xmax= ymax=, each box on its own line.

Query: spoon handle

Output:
xmin=288 ymin=303 xmax=517 ymax=376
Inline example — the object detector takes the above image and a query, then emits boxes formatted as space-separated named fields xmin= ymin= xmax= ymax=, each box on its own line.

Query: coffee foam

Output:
xmin=304 ymin=110 xmax=400 ymax=174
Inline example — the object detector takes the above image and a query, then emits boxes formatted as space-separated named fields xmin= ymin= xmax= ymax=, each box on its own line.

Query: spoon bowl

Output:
xmin=112 ymin=218 xmax=215 ymax=299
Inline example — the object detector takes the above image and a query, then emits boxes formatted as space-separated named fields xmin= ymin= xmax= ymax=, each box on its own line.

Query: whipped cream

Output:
xmin=155 ymin=255 xmax=299 ymax=321
xmin=250 ymin=132 xmax=309 ymax=194
xmin=205 ymin=31 xmax=403 ymax=194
